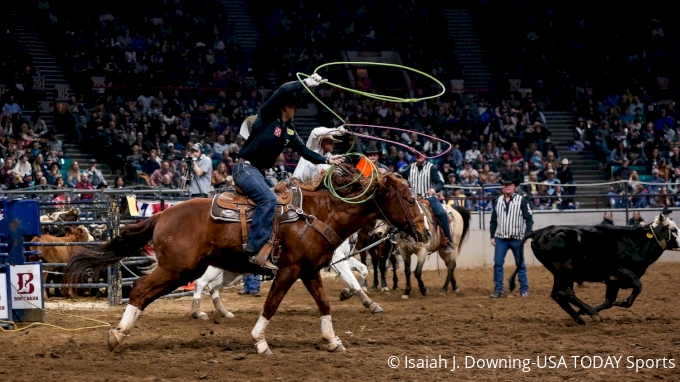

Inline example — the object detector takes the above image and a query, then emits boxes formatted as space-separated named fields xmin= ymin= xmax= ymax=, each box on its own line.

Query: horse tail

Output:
xmin=508 ymin=229 xmax=540 ymax=292
xmin=450 ymin=205 xmax=471 ymax=253
xmin=64 ymin=213 xmax=163 ymax=285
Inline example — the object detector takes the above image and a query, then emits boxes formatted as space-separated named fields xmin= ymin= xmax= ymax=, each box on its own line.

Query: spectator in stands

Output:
xmin=628 ymin=211 xmax=645 ymax=226
xmin=13 ymin=154 xmax=31 ymax=177
xmin=0 ymin=158 xmax=16 ymax=190
xmin=149 ymin=160 xmax=173 ymax=187
xmin=544 ymin=169 xmax=561 ymax=195
xmin=84 ymin=159 xmax=107 ymax=188
xmin=2 ymin=96 xmax=21 ymax=116
xmin=75 ymin=173 xmax=94 ymax=201
xmin=141 ymin=152 xmax=161 ymax=176
xmin=212 ymin=134 xmax=229 ymax=159
xmin=66 ymin=161 xmax=81 ymax=188
xmin=647 ymin=168 xmax=666 ymax=202
xmin=45 ymin=162 xmax=62 ymax=185
xmin=212 ymin=162 xmax=229 ymax=189
xmin=601 ymin=211 xmax=614 ymax=225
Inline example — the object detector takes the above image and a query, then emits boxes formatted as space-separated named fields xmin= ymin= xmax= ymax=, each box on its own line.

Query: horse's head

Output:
xmin=369 ymin=219 xmax=391 ymax=240
xmin=375 ymin=173 xmax=430 ymax=243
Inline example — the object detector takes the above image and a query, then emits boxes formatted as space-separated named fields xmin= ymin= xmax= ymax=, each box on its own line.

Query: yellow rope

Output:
xmin=0 ymin=282 xmax=111 ymax=332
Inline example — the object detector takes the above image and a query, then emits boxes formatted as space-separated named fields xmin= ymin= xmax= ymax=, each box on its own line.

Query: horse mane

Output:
xmin=294 ymin=163 xmax=388 ymax=198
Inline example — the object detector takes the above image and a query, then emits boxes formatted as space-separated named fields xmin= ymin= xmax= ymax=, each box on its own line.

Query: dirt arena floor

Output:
xmin=3 ymin=264 xmax=680 ymax=382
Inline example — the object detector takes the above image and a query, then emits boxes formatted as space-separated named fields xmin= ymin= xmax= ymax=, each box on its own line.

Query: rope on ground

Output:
xmin=0 ymin=282 xmax=111 ymax=333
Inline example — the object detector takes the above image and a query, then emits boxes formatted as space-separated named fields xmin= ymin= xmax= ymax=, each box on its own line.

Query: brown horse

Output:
xmin=357 ymin=220 xmax=399 ymax=293
xmin=64 ymin=166 xmax=429 ymax=354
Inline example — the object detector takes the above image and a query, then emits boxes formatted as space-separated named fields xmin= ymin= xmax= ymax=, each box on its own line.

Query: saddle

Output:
xmin=210 ymin=180 xmax=342 ymax=269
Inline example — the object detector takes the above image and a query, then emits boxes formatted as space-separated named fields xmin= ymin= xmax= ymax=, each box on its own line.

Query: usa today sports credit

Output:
xmin=386 ymin=355 xmax=676 ymax=373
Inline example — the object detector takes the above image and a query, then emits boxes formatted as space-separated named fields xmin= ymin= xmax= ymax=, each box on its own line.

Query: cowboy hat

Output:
xmin=500 ymin=172 xmax=521 ymax=186
xmin=364 ymin=144 xmax=381 ymax=154
xmin=320 ymin=134 xmax=342 ymax=143
xmin=561 ymin=158 xmax=570 ymax=165
xmin=239 ymin=115 xmax=258 ymax=140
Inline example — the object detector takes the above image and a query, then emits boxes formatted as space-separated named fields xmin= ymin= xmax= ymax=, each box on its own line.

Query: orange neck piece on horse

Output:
xmin=356 ymin=157 xmax=372 ymax=178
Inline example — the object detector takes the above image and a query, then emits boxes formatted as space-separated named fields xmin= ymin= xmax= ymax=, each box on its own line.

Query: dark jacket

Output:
xmin=238 ymin=81 xmax=327 ymax=169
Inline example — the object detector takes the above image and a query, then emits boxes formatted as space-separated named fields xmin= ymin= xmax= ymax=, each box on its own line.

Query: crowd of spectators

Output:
xmin=575 ymin=85 xmax=680 ymax=209
xmin=35 ymin=0 xmax=249 ymax=96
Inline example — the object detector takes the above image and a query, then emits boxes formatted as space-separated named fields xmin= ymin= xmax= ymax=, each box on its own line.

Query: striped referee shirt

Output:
xmin=401 ymin=162 xmax=444 ymax=197
xmin=489 ymin=193 xmax=533 ymax=240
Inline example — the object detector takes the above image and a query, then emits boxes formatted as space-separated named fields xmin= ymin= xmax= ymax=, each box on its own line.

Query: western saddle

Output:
xmin=416 ymin=196 xmax=451 ymax=248
xmin=210 ymin=180 xmax=342 ymax=268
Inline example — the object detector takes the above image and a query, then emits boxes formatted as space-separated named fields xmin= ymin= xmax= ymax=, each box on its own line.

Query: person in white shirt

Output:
xmin=291 ymin=126 xmax=383 ymax=314
xmin=13 ymin=154 xmax=32 ymax=176
xmin=465 ymin=142 xmax=481 ymax=162
xmin=292 ymin=126 xmax=343 ymax=183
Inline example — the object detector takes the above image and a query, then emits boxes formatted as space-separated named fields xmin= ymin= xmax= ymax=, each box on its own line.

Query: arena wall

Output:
xmin=394 ymin=210 xmax=680 ymax=272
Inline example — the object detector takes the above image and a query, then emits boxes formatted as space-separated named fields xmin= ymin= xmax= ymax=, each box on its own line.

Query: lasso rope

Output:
xmin=296 ymin=61 xmax=447 ymax=203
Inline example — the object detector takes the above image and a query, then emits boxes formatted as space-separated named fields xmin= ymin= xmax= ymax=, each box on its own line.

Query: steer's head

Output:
xmin=651 ymin=213 xmax=680 ymax=250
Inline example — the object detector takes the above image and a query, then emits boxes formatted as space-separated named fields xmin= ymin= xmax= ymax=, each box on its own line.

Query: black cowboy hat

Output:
xmin=500 ymin=171 xmax=521 ymax=186
xmin=364 ymin=144 xmax=381 ymax=155
xmin=278 ymin=90 xmax=308 ymax=109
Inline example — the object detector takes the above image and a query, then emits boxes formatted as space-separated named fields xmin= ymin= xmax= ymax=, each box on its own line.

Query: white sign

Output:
xmin=0 ymin=272 xmax=8 ymax=320
xmin=10 ymin=264 xmax=43 ymax=310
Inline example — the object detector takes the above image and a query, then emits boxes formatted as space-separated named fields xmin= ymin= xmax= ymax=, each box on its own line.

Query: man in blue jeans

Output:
xmin=239 ymin=274 xmax=261 ymax=297
xmin=489 ymin=172 xmax=533 ymax=298
xmin=234 ymin=74 xmax=345 ymax=270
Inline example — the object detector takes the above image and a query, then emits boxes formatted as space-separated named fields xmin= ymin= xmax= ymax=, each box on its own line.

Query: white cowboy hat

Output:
xmin=561 ymin=158 xmax=570 ymax=165
xmin=239 ymin=115 xmax=258 ymax=140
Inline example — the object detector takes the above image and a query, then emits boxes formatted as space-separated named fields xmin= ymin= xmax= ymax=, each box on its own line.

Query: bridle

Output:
xmin=373 ymin=182 xmax=425 ymax=244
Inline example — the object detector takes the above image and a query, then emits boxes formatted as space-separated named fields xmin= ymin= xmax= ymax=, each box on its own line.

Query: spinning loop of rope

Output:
xmin=296 ymin=61 xmax=449 ymax=204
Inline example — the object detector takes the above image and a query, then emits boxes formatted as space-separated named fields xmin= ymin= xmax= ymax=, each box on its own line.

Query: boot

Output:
xmin=248 ymin=244 xmax=279 ymax=270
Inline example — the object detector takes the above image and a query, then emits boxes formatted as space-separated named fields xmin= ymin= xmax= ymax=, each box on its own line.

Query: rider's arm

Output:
xmin=289 ymin=130 xmax=329 ymax=164
xmin=430 ymin=166 xmax=445 ymax=193
xmin=489 ymin=199 xmax=498 ymax=239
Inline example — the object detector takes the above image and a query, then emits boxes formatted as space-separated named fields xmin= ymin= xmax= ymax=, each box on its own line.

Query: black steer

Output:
xmin=513 ymin=214 xmax=680 ymax=325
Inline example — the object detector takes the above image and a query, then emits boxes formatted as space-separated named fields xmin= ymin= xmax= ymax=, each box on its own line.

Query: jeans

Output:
xmin=232 ymin=162 xmax=278 ymax=253
xmin=243 ymin=274 xmax=260 ymax=293
xmin=493 ymin=238 xmax=528 ymax=293
xmin=426 ymin=196 xmax=453 ymax=244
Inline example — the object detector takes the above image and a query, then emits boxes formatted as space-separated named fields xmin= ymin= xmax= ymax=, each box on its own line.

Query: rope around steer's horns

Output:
xmin=296 ymin=61 xmax=447 ymax=204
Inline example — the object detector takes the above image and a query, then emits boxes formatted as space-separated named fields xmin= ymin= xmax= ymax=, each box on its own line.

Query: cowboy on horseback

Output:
xmin=234 ymin=75 xmax=345 ymax=270
xmin=400 ymin=152 xmax=453 ymax=252
xmin=364 ymin=144 xmax=389 ymax=174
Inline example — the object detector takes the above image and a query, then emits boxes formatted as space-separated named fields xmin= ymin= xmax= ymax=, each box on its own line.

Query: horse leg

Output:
xmin=440 ymin=249 xmax=460 ymax=295
xmin=191 ymin=266 xmax=222 ymax=320
xmin=211 ymin=272 xmax=244 ymax=319
xmin=414 ymin=250 xmax=428 ymax=296
xmin=346 ymin=256 xmax=369 ymax=294
xmin=391 ymin=253 xmax=399 ymax=291
xmin=359 ymin=253 xmax=368 ymax=289
xmin=301 ymin=270 xmax=345 ymax=352
xmin=378 ymin=251 xmax=389 ymax=293
xmin=371 ymin=254 xmax=380 ymax=291
xmin=109 ymin=264 xmax=205 ymax=351
xmin=252 ymin=265 xmax=301 ymax=355
xmin=402 ymin=251 xmax=413 ymax=299
xmin=334 ymin=253 xmax=382 ymax=313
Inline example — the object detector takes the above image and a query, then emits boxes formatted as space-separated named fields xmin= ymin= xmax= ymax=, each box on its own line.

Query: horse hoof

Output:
xmin=192 ymin=312 xmax=209 ymax=320
xmin=401 ymin=295 xmax=409 ymax=300
xmin=107 ymin=329 xmax=124 ymax=351
xmin=216 ymin=309 xmax=234 ymax=319
xmin=591 ymin=314 xmax=601 ymax=322
xmin=369 ymin=302 xmax=383 ymax=314
xmin=329 ymin=340 xmax=346 ymax=352
xmin=439 ymin=290 xmax=447 ymax=295
xmin=255 ymin=340 xmax=272 ymax=355
xmin=339 ymin=289 xmax=353 ymax=301
xmin=370 ymin=286 xmax=379 ymax=292
xmin=453 ymin=288 xmax=460 ymax=294
xmin=381 ymin=287 xmax=389 ymax=294
xmin=420 ymin=288 xmax=428 ymax=296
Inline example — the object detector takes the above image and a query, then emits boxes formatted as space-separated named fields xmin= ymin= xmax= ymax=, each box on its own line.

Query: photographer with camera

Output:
xmin=187 ymin=143 xmax=212 ymax=198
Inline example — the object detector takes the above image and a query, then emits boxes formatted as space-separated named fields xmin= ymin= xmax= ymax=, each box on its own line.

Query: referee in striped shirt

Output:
xmin=489 ymin=172 xmax=533 ymax=298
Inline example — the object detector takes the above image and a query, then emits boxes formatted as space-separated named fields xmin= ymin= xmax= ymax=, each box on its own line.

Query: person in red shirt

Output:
xmin=75 ymin=173 xmax=94 ymax=200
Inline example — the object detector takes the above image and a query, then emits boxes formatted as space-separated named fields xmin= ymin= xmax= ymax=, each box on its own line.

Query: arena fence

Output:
xmin=1 ymin=179 xmax=676 ymax=304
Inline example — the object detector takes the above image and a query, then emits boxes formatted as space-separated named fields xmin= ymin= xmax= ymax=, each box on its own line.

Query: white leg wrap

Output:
xmin=320 ymin=315 xmax=344 ymax=352
xmin=251 ymin=315 xmax=269 ymax=342
xmin=252 ymin=316 xmax=272 ymax=354
xmin=118 ymin=304 xmax=142 ymax=334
